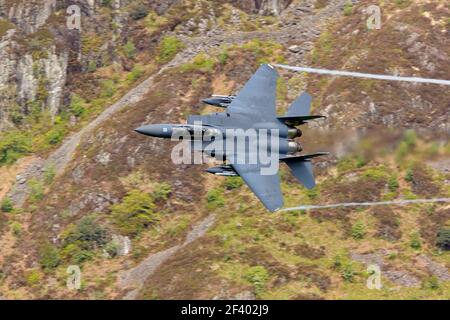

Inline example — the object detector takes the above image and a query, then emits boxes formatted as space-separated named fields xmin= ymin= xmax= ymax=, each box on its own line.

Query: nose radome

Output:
xmin=135 ymin=124 xmax=162 ymax=137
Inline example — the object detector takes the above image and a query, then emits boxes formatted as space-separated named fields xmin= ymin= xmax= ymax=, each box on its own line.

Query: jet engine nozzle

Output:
xmin=287 ymin=141 xmax=303 ymax=154
xmin=288 ymin=127 xmax=302 ymax=138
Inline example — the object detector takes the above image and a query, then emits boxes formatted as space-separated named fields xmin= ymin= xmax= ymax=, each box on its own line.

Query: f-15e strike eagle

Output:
xmin=135 ymin=64 xmax=328 ymax=211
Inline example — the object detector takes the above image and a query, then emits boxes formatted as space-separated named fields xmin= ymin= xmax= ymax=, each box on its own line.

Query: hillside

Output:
xmin=0 ymin=0 xmax=449 ymax=300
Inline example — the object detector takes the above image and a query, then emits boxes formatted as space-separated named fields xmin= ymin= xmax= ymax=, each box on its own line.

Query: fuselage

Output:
xmin=135 ymin=112 xmax=302 ymax=161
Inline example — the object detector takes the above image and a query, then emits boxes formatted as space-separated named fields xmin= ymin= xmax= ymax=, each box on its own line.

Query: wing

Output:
xmin=231 ymin=163 xmax=283 ymax=212
xmin=227 ymin=64 xmax=279 ymax=120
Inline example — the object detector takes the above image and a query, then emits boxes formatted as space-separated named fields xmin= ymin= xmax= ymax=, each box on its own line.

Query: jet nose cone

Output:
xmin=135 ymin=125 xmax=153 ymax=136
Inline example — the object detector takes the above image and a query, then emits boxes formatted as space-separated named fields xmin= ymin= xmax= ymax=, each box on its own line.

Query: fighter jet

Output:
xmin=135 ymin=64 xmax=328 ymax=211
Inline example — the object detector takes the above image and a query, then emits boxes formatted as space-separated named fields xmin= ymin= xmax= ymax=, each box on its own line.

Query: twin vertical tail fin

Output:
xmin=280 ymin=153 xmax=329 ymax=189
xmin=277 ymin=92 xmax=326 ymax=125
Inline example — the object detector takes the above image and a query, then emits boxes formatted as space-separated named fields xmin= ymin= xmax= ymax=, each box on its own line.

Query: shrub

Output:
xmin=39 ymin=242 xmax=60 ymax=270
xmin=152 ymin=182 xmax=172 ymax=201
xmin=436 ymin=228 xmax=450 ymax=250
xmin=218 ymin=51 xmax=229 ymax=65
xmin=403 ymin=130 xmax=417 ymax=148
xmin=180 ymin=53 xmax=215 ymax=73
xmin=423 ymin=276 xmax=439 ymax=290
xmin=0 ymin=131 xmax=32 ymax=165
xmin=223 ymin=177 xmax=243 ymax=190
xmin=130 ymin=4 xmax=149 ymax=20
xmin=341 ymin=264 xmax=355 ymax=282
xmin=1 ymin=197 xmax=13 ymax=213
xmin=343 ymin=1 xmax=353 ymax=16
xmin=105 ymin=240 xmax=119 ymax=258
xmin=25 ymin=269 xmax=42 ymax=286
xmin=206 ymin=189 xmax=225 ymax=209
xmin=410 ymin=233 xmax=422 ymax=250
xmin=100 ymin=79 xmax=116 ymax=98
xmin=45 ymin=127 xmax=66 ymax=145
xmin=111 ymin=190 xmax=159 ymax=237
xmin=28 ymin=178 xmax=44 ymax=202
xmin=305 ymin=188 xmax=319 ymax=200
xmin=60 ymin=243 xmax=94 ymax=264
xmin=43 ymin=164 xmax=56 ymax=184
xmin=101 ymin=0 xmax=113 ymax=7
xmin=244 ymin=266 xmax=269 ymax=296
xmin=123 ymin=40 xmax=137 ymax=59
xmin=405 ymin=167 xmax=414 ymax=182
xmin=127 ymin=64 xmax=143 ymax=83
xmin=69 ymin=94 xmax=86 ymax=117
xmin=62 ymin=216 xmax=108 ymax=249
xmin=388 ymin=176 xmax=399 ymax=192
xmin=156 ymin=36 xmax=184 ymax=64
xmin=11 ymin=222 xmax=22 ymax=236
xmin=351 ymin=221 xmax=366 ymax=239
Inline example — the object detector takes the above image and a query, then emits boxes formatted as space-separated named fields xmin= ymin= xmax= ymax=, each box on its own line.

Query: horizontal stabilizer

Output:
xmin=277 ymin=115 xmax=326 ymax=126
xmin=286 ymin=92 xmax=312 ymax=116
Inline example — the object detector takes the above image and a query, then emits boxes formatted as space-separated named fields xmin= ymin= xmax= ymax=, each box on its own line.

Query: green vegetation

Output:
xmin=130 ymin=4 xmax=149 ymax=20
xmin=223 ymin=177 xmax=243 ymax=190
xmin=311 ymin=31 xmax=334 ymax=65
xmin=156 ymin=36 xmax=185 ymax=64
xmin=218 ymin=51 xmax=229 ymax=65
xmin=152 ymin=182 xmax=172 ymax=201
xmin=423 ymin=276 xmax=439 ymax=290
xmin=436 ymin=228 xmax=450 ymax=250
xmin=39 ymin=242 xmax=60 ymax=270
xmin=343 ymin=1 xmax=353 ymax=16
xmin=362 ymin=166 xmax=389 ymax=181
xmin=239 ymin=39 xmax=285 ymax=65
xmin=69 ymin=94 xmax=87 ymax=117
xmin=105 ymin=240 xmax=119 ymax=258
xmin=180 ymin=53 xmax=216 ymax=73
xmin=11 ymin=222 xmax=22 ymax=236
xmin=394 ymin=0 xmax=411 ymax=8
xmin=143 ymin=10 xmax=169 ymax=34
xmin=244 ymin=266 xmax=269 ymax=296
xmin=0 ymin=131 xmax=32 ymax=165
xmin=81 ymin=34 xmax=104 ymax=55
xmin=410 ymin=232 xmax=422 ymax=250
xmin=395 ymin=130 xmax=417 ymax=164
xmin=333 ymin=254 xmax=356 ymax=282
xmin=127 ymin=64 xmax=143 ymax=83
xmin=111 ymin=190 xmax=159 ymax=237
xmin=25 ymin=269 xmax=42 ymax=286
xmin=388 ymin=175 xmax=399 ymax=192
xmin=206 ymin=188 xmax=225 ymax=209
xmin=336 ymin=156 xmax=365 ymax=173
xmin=61 ymin=215 xmax=108 ymax=264
xmin=100 ymin=79 xmax=116 ymax=98
xmin=1 ymin=198 xmax=14 ymax=213
xmin=123 ymin=40 xmax=137 ymax=59
xmin=0 ymin=18 xmax=14 ymax=37
xmin=351 ymin=221 xmax=366 ymax=239
xmin=28 ymin=178 xmax=44 ymax=203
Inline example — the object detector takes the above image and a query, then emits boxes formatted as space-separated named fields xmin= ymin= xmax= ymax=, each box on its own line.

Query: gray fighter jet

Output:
xmin=135 ymin=64 xmax=328 ymax=211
